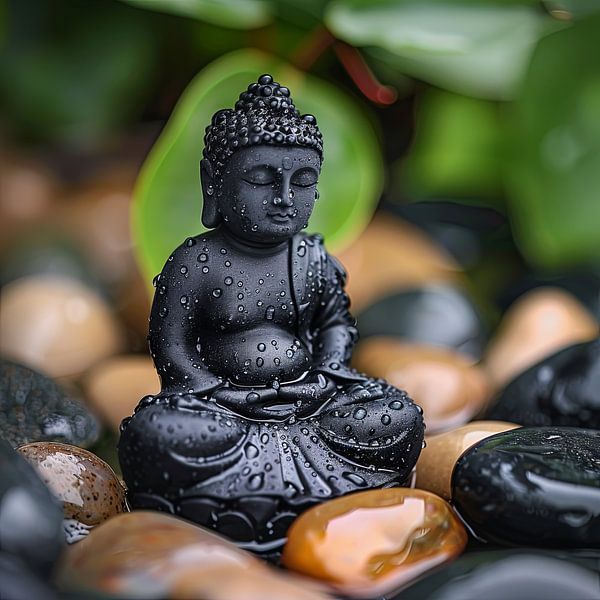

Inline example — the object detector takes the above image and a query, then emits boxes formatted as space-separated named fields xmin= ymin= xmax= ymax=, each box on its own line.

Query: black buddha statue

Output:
xmin=119 ymin=74 xmax=425 ymax=552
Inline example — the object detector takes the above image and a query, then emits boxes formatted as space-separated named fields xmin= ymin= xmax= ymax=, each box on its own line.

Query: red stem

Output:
xmin=333 ymin=42 xmax=398 ymax=106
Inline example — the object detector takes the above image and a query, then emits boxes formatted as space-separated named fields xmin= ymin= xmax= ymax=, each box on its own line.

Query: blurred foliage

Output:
xmin=397 ymin=90 xmax=504 ymax=204
xmin=0 ymin=0 xmax=157 ymax=145
xmin=325 ymin=0 xmax=560 ymax=100
xmin=121 ymin=0 xmax=273 ymax=29
xmin=133 ymin=49 xmax=383 ymax=283
xmin=507 ymin=13 xmax=600 ymax=268
xmin=2 ymin=0 xmax=600 ymax=291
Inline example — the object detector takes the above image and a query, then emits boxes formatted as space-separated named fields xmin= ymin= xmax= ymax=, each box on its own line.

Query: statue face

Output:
xmin=215 ymin=145 xmax=321 ymax=244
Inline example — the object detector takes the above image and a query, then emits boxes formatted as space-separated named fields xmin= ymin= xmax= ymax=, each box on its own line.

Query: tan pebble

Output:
xmin=336 ymin=213 xmax=460 ymax=313
xmin=416 ymin=421 xmax=520 ymax=500
xmin=0 ymin=275 xmax=124 ymax=378
xmin=57 ymin=511 xmax=331 ymax=600
xmin=282 ymin=488 xmax=467 ymax=598
xmin=353 ymin=338 xmax=490 ymax=433
xmin=83 ymin=355 xmax=160 ymax=430
xmin=484 ymin=287 xmax=598 ymax=389
xmin=57 ymin=172 xmax=137 ymax=286
xmin=18 ymin=442 xmax=127 ymax=526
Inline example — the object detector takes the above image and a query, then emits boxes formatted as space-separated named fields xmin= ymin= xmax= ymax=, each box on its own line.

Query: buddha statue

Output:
xmin=119 ymin=74 xmax=425 ymax=552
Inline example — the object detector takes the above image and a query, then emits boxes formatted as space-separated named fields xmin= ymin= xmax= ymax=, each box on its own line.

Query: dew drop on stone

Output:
xmin=238 ymin=305 xmax=244 ymax=312
xmin=381 ymin=414 xmax=391 ymax=426
xmin=225 ymin=260 xmax=231 ymax=267
xmin=224 ymin=277 xmax=233 ymax=286
xmin=202 ymin=266 xmax=209 ymax=273
xmin=260 ymin=433 xmax=270 ymax=444
xmin=257 ymin=343 xmax=266 ymax=352
xmin=274 ymin=357 xmax=281 ymax=365
xmin=185 ymin=237 xmax=196 ymax=247
xmin=180 ymin=266 xmax=188 ymax=275
xmin=297 ymin=244 xmax=306 ymax=257
xmin=256 ymin=357 xmax=264 ymax=367
xmin=212 ymin=288 xmax=222 ymax=298
xmin=180 ymin=295 xmax=188 ymax=305
xmin=246 ymin=392 xmax=261 ymax=403
xmin=389 ymin=400 xmax=404 ymax=410
xmin=198 ymin=253 xmax=208 ymax=263
xmin=159 ymin=307 xmax=168 ymax=317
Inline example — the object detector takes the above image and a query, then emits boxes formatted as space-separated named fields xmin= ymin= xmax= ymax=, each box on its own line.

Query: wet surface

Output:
xmin=452 ymin=427 xmax=600 ymax=547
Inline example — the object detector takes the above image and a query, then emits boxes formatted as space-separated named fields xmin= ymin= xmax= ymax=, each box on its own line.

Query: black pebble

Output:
xmin=452 ymin=427 xmax=600 ymax=547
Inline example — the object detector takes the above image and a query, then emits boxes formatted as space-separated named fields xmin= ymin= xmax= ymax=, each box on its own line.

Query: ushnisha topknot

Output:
xmin=202 ymin=74 xmax=323 ymax=174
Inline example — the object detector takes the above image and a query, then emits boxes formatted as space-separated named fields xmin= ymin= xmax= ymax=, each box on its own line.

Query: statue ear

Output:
xmin=200 ymin=159 xmax=221 ymax=228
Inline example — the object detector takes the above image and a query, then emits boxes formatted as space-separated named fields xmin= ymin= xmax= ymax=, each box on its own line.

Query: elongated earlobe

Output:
xmin=200 ymin=159 xmax=222 ymax=228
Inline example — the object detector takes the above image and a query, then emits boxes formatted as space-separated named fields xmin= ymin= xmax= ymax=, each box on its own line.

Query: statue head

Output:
xmin=200 ymin=74 xmax=323 ymax=244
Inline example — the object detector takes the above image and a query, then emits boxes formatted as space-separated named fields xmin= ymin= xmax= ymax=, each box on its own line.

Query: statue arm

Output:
xmin=311 ymin=245 xmax=366 ymax=382
xmin=148 ymin=241 xmax=224 ymax=396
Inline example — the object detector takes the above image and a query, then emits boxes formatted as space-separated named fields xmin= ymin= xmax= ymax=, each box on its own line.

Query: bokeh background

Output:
xmin=2 ymin=0 xmax=600 ymax=467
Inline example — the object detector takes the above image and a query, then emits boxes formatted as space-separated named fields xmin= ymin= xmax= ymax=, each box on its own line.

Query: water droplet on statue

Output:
xmin=198 ymin=253 xmax=208 ymax=263
xmin=265 ymin=306 xmax=275 ymax=320
xmin=353 ymin=407 xmax=367 ymax=420
xmin=343 ymin=472 xmax=368 ymax=487
xmin=297 ymin=244 xmax=306 ymax=257
xmin=206 ymin=185 xmax=214 ymax=196
xmin=381 ymin=414 xmax=391 ymax=426
xmin=247 ymin=473 xmax=264 ymax=491
xmin=246 ymin=392 xmax=261 ymax=403
xmin=256 ymin=357 xmax=264 ymax=367
xmin=159 ymin=307 xmax=168 ymax=317
xmin=257 ymin=343 xmax=266 ymax=352
xmin=202 ymin=266 xmax=209 ymax=273
xmin=244 ymin=443 xmax=259 ymax=459
xmin=389 ymin=400 xmax=404 ymax=410
xmin=224 ymin=277 xmax=233 ymax=285
xmin=212 ymin=288 xmax=222 ymax=298
xmin=180 ymin=266 xmax=188 ymax=275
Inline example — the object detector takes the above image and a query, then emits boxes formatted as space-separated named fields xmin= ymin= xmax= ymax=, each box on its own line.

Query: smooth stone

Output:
xmin=58 ymin=172 xmax=137 ymax=286
xmin=57 ymin=511 xmax=331 ymax=599
xmin=282 ymin=488 xmax=467 ymax=597
xmin=357 ymin=285 xmax=487 ymax=359
xmin=0 ymin=359 xmax=99 ymax=448
xmin=452 ymin=427 xmax=600 ymax=547
xmin=83 ymin=355 xmax=160 ymax=431
xmin=0 ymin=275 xmax=124 ymax=379
xmin=0 ymin=553 xmax=59 ymax=600
xmin=415 ymin=421 xmax=520 ymax=500
xmin=352 ymin=339 xmax=491 ymax=434
xmin=0 ymin=438 xmax=64 ymax=577
xmin=336 ymin=212 xmax=460 ymax=313
xmin=484 ymin=288 xmax=598 ymax=389
xmin=396 ymin=550 xmax=600 ymax=600
xmin=486 ymin=339 xmax=600 ymax=428
xmin=18 ymin=442 xmax=127 ymax=543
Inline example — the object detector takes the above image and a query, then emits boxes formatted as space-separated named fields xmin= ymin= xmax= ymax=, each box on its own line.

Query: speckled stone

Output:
xmin=486 ymin=339 xmax=600 ymax=428
xmin=0 ymin=438 xmax=64 ymax=577
xmin=353 ymin=339 xmax=490 ymax=434
xmin=57 ymin=511 xmax=331 ymax=600
xmin=356 ymin=285 xmax=487 ymax=360
xmin=396 ymin=550 xmax=600 ymax=600
xmin=0 ymin=359 xmax=99 ymax=448
xmin=483 ymin=288 xmax=598 ymax=389
xmin=282 ymin=488 xmax=467 ymax=597
xmin=83 ymin=355 xmax=160 ymax=431
xmin=415 ymin=421 xmax=519 ymax=500
xmin=0 ymin=275 xmax=123 ymax=379
xmin=452 ymin=427 xmax=600 ymax=547
xmin=18 ymin=442 xmax=127 ymax=543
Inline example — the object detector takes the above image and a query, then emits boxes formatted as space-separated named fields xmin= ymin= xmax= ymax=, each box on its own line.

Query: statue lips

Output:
xmin=268 ymin=211 xmax=295 ymax=223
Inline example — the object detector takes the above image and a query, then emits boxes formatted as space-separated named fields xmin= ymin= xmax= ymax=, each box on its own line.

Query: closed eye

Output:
xmin=243 ymin=167 xmax=274 ymax=185
xmin=291 ymin=168 xmax=318 ymax=187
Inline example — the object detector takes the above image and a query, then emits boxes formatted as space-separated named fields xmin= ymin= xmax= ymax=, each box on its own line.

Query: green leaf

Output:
xmin=397 ymin=90 xmax=504 ymax=205
xmin=325 ymin=0 xmax=559 ymax=100
xmin=120 ymin=0 xmax=272 ymax=29
xmin=506 ymin=13 xmax=600 ymax=268
xmin=133 ymin=49 xmax=383 ymax=285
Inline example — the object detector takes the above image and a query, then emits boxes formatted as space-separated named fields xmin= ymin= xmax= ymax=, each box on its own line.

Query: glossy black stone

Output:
xmin=0 ymin=438 xmax=64 ymax=577
xmin=397 ymin=550 xmax=600 ymax=600
xmin=118 ymin=74 xmax=425 ymax=552
xmin=452 ymin=427 xmax=600 ymax=547
xmin=486 ymin=339 xmax=600 ymax=428
xmin=357 ymin=285 xmax=487 ymax=359
xmin=0 ymin=359 xmax=99 ymax=448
